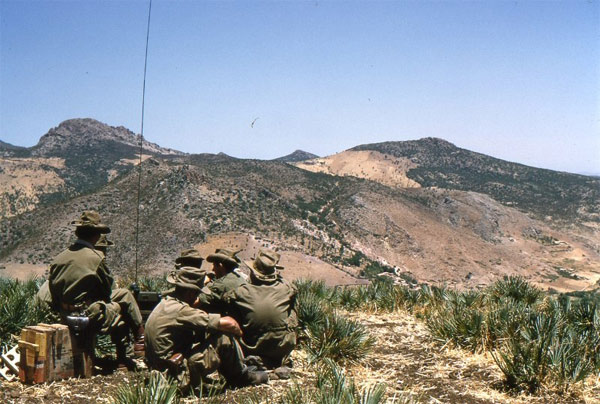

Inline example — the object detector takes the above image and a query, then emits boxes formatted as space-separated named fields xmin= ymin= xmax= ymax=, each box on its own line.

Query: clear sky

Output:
xmin=1 ymin=0 xmax=598 ymax=175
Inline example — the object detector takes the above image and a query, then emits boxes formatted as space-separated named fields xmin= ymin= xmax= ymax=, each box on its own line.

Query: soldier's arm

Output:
xmin=179 ymin=304 xmax=243 ymax=337
xmin=95 ymin=260 xmax=114 ymax=299
xmin=178 ymin=304 xmax=221 ymax=332
xmin=218 ymin=316 xmax=243 ymax=337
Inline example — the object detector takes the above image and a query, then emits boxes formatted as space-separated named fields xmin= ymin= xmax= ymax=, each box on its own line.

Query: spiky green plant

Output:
xmin=296 ymin=289 xmax=330 ymax=330
xmin=426 ymin=305 xmax=485 ymax=352
xmin=491 ymin=311 xmax=560 ymax=392
xmin=304 ymin=312 xmax=374 ymax=364
xmin=315 ymin=360 xmax=386 ymax=404
xmin=111 ymin=371 xmax=180 ymax=404
xmin=487 ymin=275 xmax=541 ymax=306
xmin=0 ymin=277 xmax=53 ymax=349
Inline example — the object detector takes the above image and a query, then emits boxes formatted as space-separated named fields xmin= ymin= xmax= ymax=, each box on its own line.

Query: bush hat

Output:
xmin=206 ymin=248 xmax=241 ymax=268
xmin=245 ymin=249 xmax=284 ymax=282
xmin=175 ymin=248 xmax=204 ymax=268
xmin=71 ymin=210 xmax=111 ymax=234
xmin=95 ymin=234 xmax=114 ymax=248
xmin=166 ymin=268 xmax=211 ymax=295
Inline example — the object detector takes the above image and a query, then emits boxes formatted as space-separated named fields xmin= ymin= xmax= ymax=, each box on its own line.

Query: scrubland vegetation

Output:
xmin=1 ymin=275 xmax=598 ymax=403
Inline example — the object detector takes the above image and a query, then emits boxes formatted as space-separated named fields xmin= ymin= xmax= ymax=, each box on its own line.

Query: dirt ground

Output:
xmin=2 ymin=310 xmax=598 ymax=404
xmin=0 ymin=263 xmax=47 ymax=280
xmin=194 ymin=233 xmax=364 ymax=286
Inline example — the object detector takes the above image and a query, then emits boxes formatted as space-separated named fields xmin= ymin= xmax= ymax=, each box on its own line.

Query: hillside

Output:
xmin=347 ymin=138 xmax=600 ymax=228
xmin=1 ymin=151 xmax=598 ymax=292
xmin=0 ymin=118 xmax=184 ymax=218
xmin=1 ymin=120 xmax=599 ymax=291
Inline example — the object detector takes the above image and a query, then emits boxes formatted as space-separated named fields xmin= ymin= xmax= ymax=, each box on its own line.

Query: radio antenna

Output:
xmin=134 ymin=0 xmax=153 ymax=284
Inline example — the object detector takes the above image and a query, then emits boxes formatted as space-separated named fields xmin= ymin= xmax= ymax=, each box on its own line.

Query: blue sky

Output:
xmin=1 ymin=0 xmax=598 ymax=174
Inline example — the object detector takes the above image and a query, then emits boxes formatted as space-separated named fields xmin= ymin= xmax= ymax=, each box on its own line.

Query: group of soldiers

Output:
xmin=37 ymin=211 xmax=297 ymax=393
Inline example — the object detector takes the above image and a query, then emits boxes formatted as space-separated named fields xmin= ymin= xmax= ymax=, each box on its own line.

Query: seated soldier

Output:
xmin=175 ymin=248 xmax=204 ymax=270
xmin=196 ymin=248 xmax=246 ymax=313
xmin=162 ymin=248 xmax=205 ymax=297
xmin=223 ymin=249 xmax=297 ymax=373
xmin=144 ymin=268 xmax=268 ymax=393
xmin=35 ymin=234 xmax=114 ymax=309
xmin=48 ymin=211 xmax=144 ymax=369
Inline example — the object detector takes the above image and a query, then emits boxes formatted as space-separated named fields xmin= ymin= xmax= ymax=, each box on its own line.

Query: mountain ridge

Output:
xmin=1 ymin=119 xmax=598 ymax=293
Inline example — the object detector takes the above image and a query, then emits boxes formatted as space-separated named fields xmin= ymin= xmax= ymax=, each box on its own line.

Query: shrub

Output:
xmin=304 ymin=312 xmax=374 ymax=364
xmin=111 ymin=371 xmax=180 ymax=404
xmin=487 ymin=276 xmax=541 ymax=306
xmin=0 ymin=277 xmax=53 ymax=350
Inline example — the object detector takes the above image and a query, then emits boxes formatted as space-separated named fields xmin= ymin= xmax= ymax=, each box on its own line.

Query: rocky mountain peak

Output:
xmin=275 ymin=149 xmax=319 ymax=162
xmin=32 ymin=118 xmax=183 ymax=157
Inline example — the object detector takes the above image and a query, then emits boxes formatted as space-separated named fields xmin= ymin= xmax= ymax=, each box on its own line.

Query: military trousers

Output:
xmin=241 ymin=329 xmax=296 ymax=368
xmin=68 ymin=288 xmax=142 ymax=358
xmin=186 ymin=334 xmax=246 ymax=388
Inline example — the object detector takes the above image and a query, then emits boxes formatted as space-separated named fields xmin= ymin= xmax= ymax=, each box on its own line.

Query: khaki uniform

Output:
xmin=197 ymin=271 xmax=246 ymax=313
xmin=48 ymin=241 xmax=142 ymax=351
xmin=224 ymin=277 xmax=297 ymax=368
xmin=35 ymin=279 xmax=53 ymax=308
xmin=145 ymin=296 xmax=247 ymax=387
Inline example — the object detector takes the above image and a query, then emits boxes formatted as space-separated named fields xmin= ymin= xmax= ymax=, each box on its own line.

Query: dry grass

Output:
xmin=3 ymin=308 xmax=598 ymax=403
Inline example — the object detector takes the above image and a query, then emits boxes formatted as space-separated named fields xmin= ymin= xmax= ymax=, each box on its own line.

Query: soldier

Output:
xmin=224 ymin=249 xmax=297 ymax=373
xmin=175 ymin=248 xmax=204 ymax=270
xmin=35 ymin=234 xmax=114 ymax=309
xmin=162 ymin=248 xmax=205 ymax=297
xmin=48 ymin=211 xmax=144 ymax=368
xmin=196 ymin=248 xmax=246 ymax=313
xmin=144 ymin=268 xmax=268 ymax=393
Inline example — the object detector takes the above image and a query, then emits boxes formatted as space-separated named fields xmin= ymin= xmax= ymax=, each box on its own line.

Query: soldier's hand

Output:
xmin=219 ymin=316 xmax=243 ymax=337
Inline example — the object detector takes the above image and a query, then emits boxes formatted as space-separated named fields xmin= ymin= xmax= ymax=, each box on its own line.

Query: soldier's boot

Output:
xmin=245 ymin=368 xmax=269 ymax=385
xmin=133 ymin=325 xmax=145 ymax=359
xmin=272 ymin=366 xmax=292 ymax=380
xmin=115 ymin=340 xmax=142 ymax=371
xmin=227 ymin=366 xmax=268 ymax=387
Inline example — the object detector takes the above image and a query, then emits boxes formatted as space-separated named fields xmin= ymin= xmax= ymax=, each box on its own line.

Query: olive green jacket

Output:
xmin=145 ymin=295 xmax=221 ymax=367
xmin=197 ymin=270 xmax=246 ymax=314
xmin=224 ymin=277 xmax=297 ymax=366
xmin=48 ymin=241 xmax=113 ymax=308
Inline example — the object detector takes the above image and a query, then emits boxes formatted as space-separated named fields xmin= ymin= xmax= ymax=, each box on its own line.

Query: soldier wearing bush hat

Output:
xmin=36 ymin=234 xmax=114 ymax=308
xmin=196 ymin=248 xmax=246 ymax=313
xmin=223 ymin=249 xmax=297 ymax=373
xmin=245 ymin=249 xmax=284 ymax=282
xmin=48 ymin=210 xmax=144 ymax=369
xmin=145 ymin=267 xmax=268 ymax=391
xmin=175 ymin=248 xmax=204 ymax=269
xmin=162 ymin=248 xmax=205 ymax=297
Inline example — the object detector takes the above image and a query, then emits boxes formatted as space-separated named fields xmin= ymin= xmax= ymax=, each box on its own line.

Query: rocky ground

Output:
xmin=2 ymin=310 xmax=598 ymax=404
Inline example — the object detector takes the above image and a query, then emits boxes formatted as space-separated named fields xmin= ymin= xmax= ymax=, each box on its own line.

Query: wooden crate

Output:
xmin=18 ymin=324 xmax=80 ymax=383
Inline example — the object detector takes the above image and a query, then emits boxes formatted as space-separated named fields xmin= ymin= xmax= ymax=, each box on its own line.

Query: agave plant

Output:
xmin=0 ymin=277 xmax=54 ymax=349
xmin=487 ymin=276 xmax=542 ymax=306
xmin=304 ymin=312 xmax=374 ymax=364
xmin=111 ymin=371 xmax=180 ymax=404
xmin=315 ymin=359 xmax=386 ymax=404
xmin=426 ymin=304 xmax=486 ymax=352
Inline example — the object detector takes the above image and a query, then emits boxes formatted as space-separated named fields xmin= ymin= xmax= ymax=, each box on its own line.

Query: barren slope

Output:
xmin=294 ymin=150 xmax=421 ymax=188
xmin=1 ymin=155 xmax=598 ymax=292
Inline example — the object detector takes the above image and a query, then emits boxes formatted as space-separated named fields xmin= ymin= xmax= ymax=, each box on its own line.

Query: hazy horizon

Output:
xmin=1 ymin=1 xmax=598 ymax=175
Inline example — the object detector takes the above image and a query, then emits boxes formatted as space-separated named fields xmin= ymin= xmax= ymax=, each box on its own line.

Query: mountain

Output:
xmin=0 ymin=118 xmax=184 ymax=218
xmin=274 ymin=150 xmax=319 ymax=162
xmin=1 ymin=120 xmax=598 ymax=292
xmin=0 ymin=139 xmax=28 ymax=154
xmin=295 ymin=138 xmax=600 ymax=229
xmin=1 ymin=150 xmax=598 ymax=292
